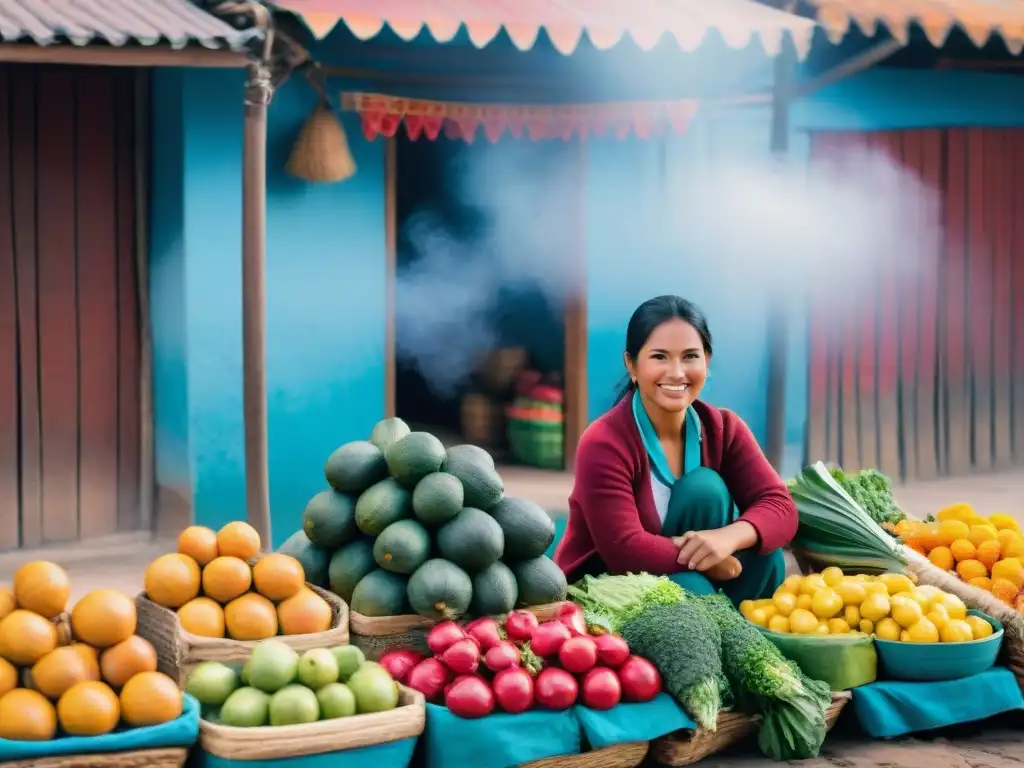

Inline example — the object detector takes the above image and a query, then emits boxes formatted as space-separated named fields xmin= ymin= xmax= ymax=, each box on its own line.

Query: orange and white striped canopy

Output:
xmin=274 ymin=0 xmax=818 ymax=59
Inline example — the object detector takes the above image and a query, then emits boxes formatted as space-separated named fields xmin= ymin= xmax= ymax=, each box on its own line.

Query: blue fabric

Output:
xmin=0 ymin=692 xmax=200 ymax=762
xmin=194 ymin=737 xmax=418 ymax=768
xmin=423 ymin=694 xmax=694 ymax=768
xmin=852 ymin=666 xmax=1024 ymax=739
xmin=631 ymin=390 xmax=701 ymax=486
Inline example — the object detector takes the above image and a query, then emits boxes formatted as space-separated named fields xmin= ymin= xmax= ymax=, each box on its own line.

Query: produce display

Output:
xmin=0 ymin=561 xmax=183 ymax=741
xmin=185 ymin=638 xmax=400 ymax=726
xmin=826 ymin=467 xmax=905 ymax=528
xmin=145 ymin=521 xmax=334 ymax=640
xmin=741 ymin=568 xmax=995 ymax=644
xmin=568 ymin=573 xmax=834 ymax=761
xmin=892 ymin=505 xmax=1024 ymax=610
xmin=280 ymin=417 xmax=568 ymax=620
xmin=376 ymin=602 xmax=660 ymax=718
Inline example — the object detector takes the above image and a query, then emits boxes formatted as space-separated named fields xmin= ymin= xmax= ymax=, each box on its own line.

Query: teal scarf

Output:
xmin=631 ymin=389 xmax=702 ymax=487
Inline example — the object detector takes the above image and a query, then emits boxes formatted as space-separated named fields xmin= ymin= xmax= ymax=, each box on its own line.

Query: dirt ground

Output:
xmin=2 ymin=468 xmax=1024 ymax=766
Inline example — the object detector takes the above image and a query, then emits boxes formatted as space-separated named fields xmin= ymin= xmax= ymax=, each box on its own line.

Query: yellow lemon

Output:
xmin=844 ymin=605 xmax=861 ymax=628
xmin=811 ymin=588 xmax=843 ymax=620
xmin=863 ymin=581 xmax=888 ymax=596
xmin=796 ymin=594 xmax=813 ymax=611
xmin=748 ymin=607 xmax=771 ymax=628
xmin=821 ymin=567 xmax=845 ymax=587
xmin=968 ymin=525 xmax=998 ymax=547
xmin=937 ymin=520 xmax=971 ymax=547
xmin=815 ymin=622 xmax=829 ymax=635
xmin=827 ymin=618 xmax=851 ymax=634
xmin=767 ymin=615 xmax=791 ymax=634
xmin=859 ymin=619 xmax=874 ymax=634
xmin=989 ymin=514 xmax=1021 ymax=534
xmin=965 ymin=615 xmax=994 ymax=639
xmin=780 ymin=575 xmax=803 ymax=595
xmin=890 ymin=596 xmax=923 ymax=629
xmin=835 ymin=580 xmax=867 ymax=606
xmin=877 ymin=573 xmax=915 ymax=595
xmin=772 ymin=591 xmax=797 ymax=617
xmin=900 ymin=630 xmax=911 ymax=642
xmin=938 ymin=593 xmax=968 ymax=620
xmin=860 ymin=592 xmax=891 ymax=623
xmin=789 ymin=608 xmax=819 ymax=635
xmin=739 ymin=600 xmax=755 ymax=618
xmin=906 ymin=618 xmax=940 ymax=643
xmin=926 ymin=603 xmax=950 ymax=630
xmin=799 ymin=574 xmax=826 ymax=596
xmin=939 ymin=619 xmax=974 ymax=643
xmin=874 ymin=617 xmax=901 ymax=641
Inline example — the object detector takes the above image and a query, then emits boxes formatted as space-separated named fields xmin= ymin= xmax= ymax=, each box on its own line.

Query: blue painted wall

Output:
xmin=149 ymin=56 xmax=1024 ymax=540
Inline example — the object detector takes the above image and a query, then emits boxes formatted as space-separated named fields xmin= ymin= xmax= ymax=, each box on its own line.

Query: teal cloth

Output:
xmin=631 ymin=390 xmax=702 ymax=485
xmin=851 ymin=666 xmax=1024 ymax=739
xmin=423 ymin=694 xmax=694 ymax=768
xmin=194 ymin=737 xmax=418 ymax=768
xmin=0 ymin=692 xmax=200 ymax=762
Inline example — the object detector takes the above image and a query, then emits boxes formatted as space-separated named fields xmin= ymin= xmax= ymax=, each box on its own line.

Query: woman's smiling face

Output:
xmin=626 ymin=318 xmax=709 ymax=414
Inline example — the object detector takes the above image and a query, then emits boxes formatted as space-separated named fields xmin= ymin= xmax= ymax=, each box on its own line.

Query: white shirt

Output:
xmin=650 ymin=474 xmax=672 ymax=524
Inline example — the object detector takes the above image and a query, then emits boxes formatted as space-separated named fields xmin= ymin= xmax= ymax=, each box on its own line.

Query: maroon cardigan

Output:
xmin=553 ymin=397 xmax=798 ymax=581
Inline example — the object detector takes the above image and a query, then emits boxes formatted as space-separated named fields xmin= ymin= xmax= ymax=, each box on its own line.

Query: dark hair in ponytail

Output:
xmin=613 ymin=295 xmax=713 ymax=404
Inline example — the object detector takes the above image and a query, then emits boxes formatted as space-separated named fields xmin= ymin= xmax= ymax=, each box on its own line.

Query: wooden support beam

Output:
xmin=0 ymin=43 xmax=248 ymax=68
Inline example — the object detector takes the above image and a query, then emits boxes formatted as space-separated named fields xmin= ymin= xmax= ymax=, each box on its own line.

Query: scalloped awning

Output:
xmin=342 ymin=91 xmax=701 ymax=142
xmin=274 ymin=0 xmax=816 ymax=59
xmin=810 ymin=0 xmax=1024 ymax=54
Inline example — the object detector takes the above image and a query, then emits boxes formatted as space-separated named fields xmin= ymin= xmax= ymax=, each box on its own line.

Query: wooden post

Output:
xmin=242 ymin=63 xmax=273 ymax=545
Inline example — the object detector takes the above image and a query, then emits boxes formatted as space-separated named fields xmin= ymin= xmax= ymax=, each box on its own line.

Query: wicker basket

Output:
xmin=136 ymin=584 xmax=349 ymax=686
xmin=350 ymin=603 xmax=561 ymax=660
xmin=521 ymin=741 xmax=649 ymax=768
xmin=198 ymin=685 xmax=425 ymax=761
xmin=649 ymin=691 xmax=851 ymax=766
xmin=2 ymin=748 xmax=188 ymax=768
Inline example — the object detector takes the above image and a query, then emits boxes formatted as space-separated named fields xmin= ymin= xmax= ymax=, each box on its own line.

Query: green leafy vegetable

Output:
xmin=827 ymin=466 xmax=905 ymax=527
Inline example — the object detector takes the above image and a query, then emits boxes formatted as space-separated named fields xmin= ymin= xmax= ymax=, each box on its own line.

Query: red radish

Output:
xmin=464 ymin=617 xmax=503 ymax=651
xmin=593 ymin=634 xmax=631 ymax=669
xmin=558 ymin=635 xmax=598 ymax=674
xmin=406 ymin=658 xmax=451 ymax=702
xmin=427 ymin=621 xmax=467 ymax=655
xmin=484 ymin=641 xmax=520 ymax=672
xmin=530 ymin=621 xmax=572 ymax=658
xmin=580 ymin=667 xmax=622 ymax=710
xmin=445 ymin=675 xmax=495 ymax=719
xmin=504 ymin=610 xmax=540 ymax=643
xmin=444 ymin=673 xmax=486 ymax=698
xmin=554 ymin=602 xmax=587 ymax=636
xmin=534 ymin=667 xmax=578 ymax=710
xmin=618 ymin=656 xmax=662 ymax=702
xmin=441 ymin=638 xmax=481 ymax=675
xmin=378 ymin=650 xmax=423 ymax=683
xmin=492 ymin=667 xmax=535 ymax=714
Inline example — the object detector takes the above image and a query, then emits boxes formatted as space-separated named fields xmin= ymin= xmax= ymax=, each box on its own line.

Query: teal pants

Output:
xmin=663 ymin=467 xmax=785 ymax=605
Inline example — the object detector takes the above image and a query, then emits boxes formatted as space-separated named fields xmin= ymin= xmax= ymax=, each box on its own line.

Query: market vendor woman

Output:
xmin=554 ymin=295 xmax=797 ymax=604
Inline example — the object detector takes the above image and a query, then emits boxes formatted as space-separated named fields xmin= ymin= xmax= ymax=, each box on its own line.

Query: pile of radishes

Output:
xmin=378 ymin=602 xmax=662 ymax=719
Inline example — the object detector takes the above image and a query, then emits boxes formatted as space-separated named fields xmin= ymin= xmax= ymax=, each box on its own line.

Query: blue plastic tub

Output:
xmin=875 ymin=610 xmax=1004 ymax=682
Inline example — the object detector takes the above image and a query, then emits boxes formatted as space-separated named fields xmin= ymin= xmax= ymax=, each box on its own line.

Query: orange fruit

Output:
xmin=976 ymin=540 xmax=1002 ymax=570
xmin=0 ymin=657 xmax=16 ymax=697
xmin=202 ymin=556 xmax=253 ymax=604
xmin=949 ymin=539 xmax=976 ymax=563
xmin=927 ymin=546 xmax=954 ymax=572
xmin=31 ymin=646 xmax=94 ymax=699
xmin=145 ymin=553 xmax=201 ymax=609
xmin=224 ymin=593 xmax=278 ymax=640
xmin=217 ymin=521 xmax=261 ymax=561
xmin=0 ymin=688 xmax=57 ymax=741
xmin=991 ymin=578 xmax=1019 ymax=605
xmin=58 ymin=681 xmax=121 ymax=736
xmin=119 ymin=671 xmax=183 ymax=726
xmin=178 ymin=526 xmax=219 ymax=566
xmin=0 ymin=609 xmax=58 ymax=665
xmin=13 ymin=561 xmax=70 ymax=619
xmin=253 ymin=554 xmax=305 ymax=602
xmin=178 ymin=597 xmax=226 ymax=638
xmin=0 ymin=586 xmax=15 ymax=620
xmin=68 ymin=643 xmax=101 ymax=681
xmin=71 ymin=589 xmax=137 ymax=649
xmin=277 ymin=587 xmax=332 ymax=635
xmin=100 ymin=635 xmax=158 ymax=688
xmin=956 ymin=559 xmax=987 ymax=583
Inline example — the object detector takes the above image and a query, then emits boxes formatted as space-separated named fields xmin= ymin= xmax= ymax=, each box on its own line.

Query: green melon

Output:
xmin=470 ymin=561 xmax=518 ymax=616
xmin=489 ymin=497 xmax=555 ymax=560
xmin=350 ymin=569 xmax=410 ymax=617
xmin=277 ymin=530 xmax=331 ymax=587
xmin=369 ymin=417 xmax=411 ymax=455
xmin=354 ymin=478 xmax=412 ymax=536
xmin=436 ymin=507 xmax=504 ymax=573
xmin=324 ymin=441 xmax=388 ymax=493
xmin=328 ymin=539 xmax=376 ymax=604
xmin=386 ymin=432 xmax=447 ymax=489
xmin=373 ymin=519 xmax=431 ymax=575
xmin=443 ymin=445 xmax=503 ymax=510
xmin=411 ymin=472 xmax=464 ymax=528
xmin=509 ymin=556 xmax=568 ymax=607
xmin=406 ymin=559 xmax=472 ymax=620
xmin=302 ymin=490 xmax=358 ymax=549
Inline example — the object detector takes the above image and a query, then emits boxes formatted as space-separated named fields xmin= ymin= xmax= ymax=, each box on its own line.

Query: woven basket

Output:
xmin=648 ymin=691 xmax=850 ymax=766
xmin=350 ymin=603 xmax=561 ymax=660
xmin=508 ymin=413 xmax=564 ymax=470
xmin=1 ymin=748 xmax=188 ymax=768
xmin=521 ymin=741 xmax=649 ymax=768
xmin=199 ymin=685 xmax=425 ymax=761
xmin=136 ymin=583 xmax=349 ymax=686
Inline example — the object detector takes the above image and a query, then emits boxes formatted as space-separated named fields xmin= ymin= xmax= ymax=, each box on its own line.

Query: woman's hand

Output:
xmin=673 ymin=521 xmax=758 ymax=573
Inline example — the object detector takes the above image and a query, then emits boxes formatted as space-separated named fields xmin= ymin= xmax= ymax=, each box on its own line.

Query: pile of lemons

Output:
xmin=741 ymin=567 xmax=996 ymax=644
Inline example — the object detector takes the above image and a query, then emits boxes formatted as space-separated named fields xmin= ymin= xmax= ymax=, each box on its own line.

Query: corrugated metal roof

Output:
xmin=0 ymin=0 xmax=263 ymax=50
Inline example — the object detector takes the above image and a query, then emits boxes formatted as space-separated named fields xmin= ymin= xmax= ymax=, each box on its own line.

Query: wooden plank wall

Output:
xmin=806 ymin=128 xmax=1024 ymax=484
xmin=0 ymin=63 xmax=141 ymax=550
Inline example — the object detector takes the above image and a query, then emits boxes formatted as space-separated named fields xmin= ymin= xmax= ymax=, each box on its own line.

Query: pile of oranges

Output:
xmin=0 ymin=561 xmax=182 ymax=742
xmin=146 ymin=520 xmax=333 ymax=640
xmin=894 ymin=505 xmax=1024 ymax=609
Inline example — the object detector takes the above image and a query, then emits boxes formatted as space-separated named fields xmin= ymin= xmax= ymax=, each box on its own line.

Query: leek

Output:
xmin=789 ymin=462 xmax=907 ymax=574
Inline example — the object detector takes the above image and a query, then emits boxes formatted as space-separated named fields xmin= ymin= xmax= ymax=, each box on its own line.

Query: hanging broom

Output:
xmin=286 ymin=101 xmax=356 ymax=183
